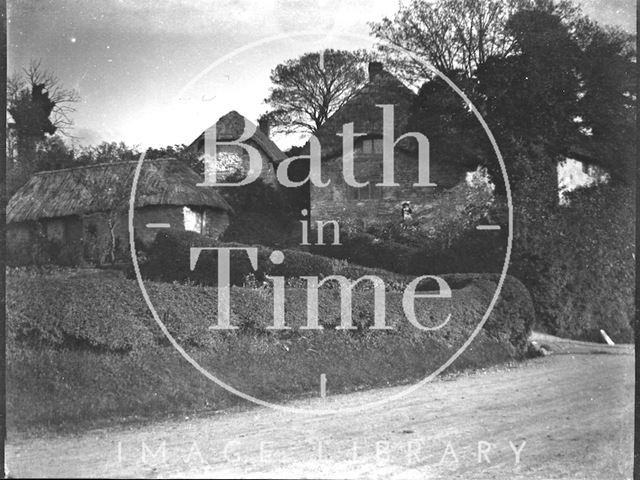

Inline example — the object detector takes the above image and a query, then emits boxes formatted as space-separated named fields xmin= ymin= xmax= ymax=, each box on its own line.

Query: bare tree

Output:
xmin=264 ymin=49 xmax=369 ymax=134
xmin=370 ymin=0 xmax=528 ymax=83
xmin=8 ymin=60 xmax=80 ymax=134
xmin=7 ymin=61 xmax=80 ymax=193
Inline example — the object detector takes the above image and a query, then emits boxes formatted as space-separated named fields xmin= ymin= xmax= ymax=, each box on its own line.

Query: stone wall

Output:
xmin=310 ymin=149 xmax=466 ymax=227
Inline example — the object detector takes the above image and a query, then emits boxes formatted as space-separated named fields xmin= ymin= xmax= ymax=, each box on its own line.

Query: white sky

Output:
xmin=7 ymin=0 xmax=636 ymax=151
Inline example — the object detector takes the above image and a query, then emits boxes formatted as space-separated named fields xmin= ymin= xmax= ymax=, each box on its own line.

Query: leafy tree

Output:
xmin=510 ymin=164 xmax=635 ymax=340
xmin=408 ymin=70 xmax=489 ymax=174
xmin=370 ymin=0 xmax=527 ymax=83
xmin=145 ymin=144 xmax=201 ymax=174
xmin=571 ymin=20 xmax=637 ymax=184
xmin=372 ymin=0 xmax=635 ymax=342
xmin=474 ymin=2 xmax=636 ymax=190
xmin=264 ymin=49 xmax=369 ymax=134
xmin=35 ymin=135 xmax=76 ymax=170
xmin=74 ymin=141 xmax=140 ymax=165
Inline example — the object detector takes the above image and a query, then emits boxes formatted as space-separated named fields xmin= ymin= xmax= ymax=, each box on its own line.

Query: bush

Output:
xmin=6 ymin=227 xmax=84 ymax=267
xmin=312 ymin=232 xmax=417 ymax=274
xmin=221 ymin=212 xmax=298 ymax=247
xmin=268 ymin=249 xmax=334 ymax=278
xmin=509 ymin=182 xmax=635 ymax=342
xmin=137 ymin=229 xmax=265 ymax=286
xmin=219 ymin=177 xmax=301 ymax=247
xmin=6 ymin=268 xmax=534 ymax=429
xmin=310 ymin=228 xmax=505 ymax=279
xmin=138 ymin=230 xmax=341 ymax=287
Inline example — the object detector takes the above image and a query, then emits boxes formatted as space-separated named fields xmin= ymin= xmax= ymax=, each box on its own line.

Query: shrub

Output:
xmin=221 ymin=212 xmax=300 ymax=248
xmin=138 ymin=230 xmax=341 ymax=287
xmin=509 ymin=183 xmax=635 ymax=342
xmin=312 ymin=232 xmax=417 ymax=274
xmin=137 ymin=229 xmax=267 ymax=286
xmin=219 ymin=177 xmax=301 ymax=247
xmin=267 ymin=249 xmax=334 ymax=278
xmin=6 ymin=269 xmax=534 ymax=429
xmin=8 ymin=269 xmax=533 ymax=355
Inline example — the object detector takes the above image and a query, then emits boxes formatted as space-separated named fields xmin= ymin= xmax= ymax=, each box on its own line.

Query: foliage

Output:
xmin=264 ymin=49 xmax=369 ymax=134
xmin=6 ymin=268 xmax=533 ymax=429
xmin=6 ymin=225 xmax=84 ymax=267
xmin=370 ymin=0 xmax=526 ymax=83
xmin=378 ymin=0 xmax=635 ymax=191
xmin=219 ymin=176 xmax=302 ymax=247
xmin=510 ymin=181 xmax=635 ymax=342
xmin=312 ymin=231 xmax=417 ymax=274
xmin=7 ymin=60 xmax=79 ymax=137
xmin=408 ymin=72 xmax=486 ymax=172
xmin=6 ymin=61 xmax=80 ymax=194
xmin=137 ymin=229 xmax=338 ymax=286
xmin=365 ymin=173 xmax=496 ymax=250
xmin=221 ymin=212 xmax=298 ymax=248
xmin=74 ymin=141 xmax=140 ymax=165
xmin=145 ymin=144 xmax=202 ymax=174
xmin=267 ymin=249 xmax=335 ymax=279
xmin=474 ymin=1 xmax=636 ymax=188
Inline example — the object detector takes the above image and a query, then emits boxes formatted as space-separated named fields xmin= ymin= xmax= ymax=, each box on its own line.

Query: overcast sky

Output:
xmin=8 ymin=0 xmax=637 ymax=151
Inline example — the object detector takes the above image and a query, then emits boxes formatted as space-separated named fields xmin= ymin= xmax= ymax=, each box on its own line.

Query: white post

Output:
xmin=320 ymin=374 xmax=327 ymax=398
xmin=600 ymin=329 xmax=615 ymax=346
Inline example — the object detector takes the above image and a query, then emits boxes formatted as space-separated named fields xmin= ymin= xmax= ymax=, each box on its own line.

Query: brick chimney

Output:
xmin=368 ymin=61 xmax=383 ymax=81
xmin=257 ymin=114 xmax=271 ymax=138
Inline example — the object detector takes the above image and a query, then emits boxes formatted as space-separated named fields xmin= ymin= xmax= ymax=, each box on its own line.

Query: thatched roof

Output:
xmin=188 ymin=110 xmax=286 ymax=164
xmin=7 ymin=158 xmax=233 ymax=223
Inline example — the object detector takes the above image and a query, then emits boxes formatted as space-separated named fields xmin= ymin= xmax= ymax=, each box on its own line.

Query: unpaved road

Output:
xmin=6 ymin=339 xmax=634 ymax=479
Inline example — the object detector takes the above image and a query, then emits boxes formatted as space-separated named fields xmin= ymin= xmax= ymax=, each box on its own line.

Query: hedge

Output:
xmin=7 ymin=268 xmax=534 ymax=430
xmin=311 ymin=231 xmax=417 ymax=274
xmin=137 ymin=229 xmax=359 ymax=286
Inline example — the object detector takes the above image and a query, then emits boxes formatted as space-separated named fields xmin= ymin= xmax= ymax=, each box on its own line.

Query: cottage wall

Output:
xmin=6 ymin=223 xmax=34 ymax=265
xmin=6 ymin=216 xmax=84 ymax=265
xmin=310 ymin=150 xmax=465 ymax=226
xmin=66 ymin=205 xmax=228 ymax=263
xmin=88 ymin=205 xmax=230 ymax=246
xmin=124 ymin=206 xmax=186 ymax=244
xmin=202 ymin=208 xmax=230 ymax=239
xmin=7 ymin=223 xmax=33 ymax=247
xmin=6 ymin=206 xmax=231 ymax=266
xmin=44 ymin=219 xmax=65 ymax=241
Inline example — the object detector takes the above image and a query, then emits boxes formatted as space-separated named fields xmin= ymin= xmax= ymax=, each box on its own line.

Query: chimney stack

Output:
xmin=368 ymin=61 xmax=383 ymax=81
xmin=257 ymin=114 xmax=271 ymax=138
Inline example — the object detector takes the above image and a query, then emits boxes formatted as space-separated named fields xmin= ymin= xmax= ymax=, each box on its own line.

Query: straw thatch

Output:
xmin=6 ymin=158 xmax=233 ymax=223
xmin=188 ymin=110 xmax=286 ymax=164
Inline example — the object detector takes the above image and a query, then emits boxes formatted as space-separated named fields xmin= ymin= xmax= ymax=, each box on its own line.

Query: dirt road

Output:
xmin=6 ymin=339 xmax=634 ymax=479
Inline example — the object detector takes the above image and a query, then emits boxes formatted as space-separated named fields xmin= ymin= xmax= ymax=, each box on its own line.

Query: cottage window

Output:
xmin=183 ymin=206 xmax=205 ymax=233
xmin=347 ymin=183 xmax=384 ymax=200
xmin=359 ymin=138 xmax=384 ymax=154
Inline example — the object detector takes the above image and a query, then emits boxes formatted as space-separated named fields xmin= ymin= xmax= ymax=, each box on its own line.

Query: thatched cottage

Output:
xmin=188 ymin=110 xmax=286 ymax=186
xmin=309 ymin=62 xmax=467 ymax=225
xmin=6 ymin=158 xmax=233 ymax=263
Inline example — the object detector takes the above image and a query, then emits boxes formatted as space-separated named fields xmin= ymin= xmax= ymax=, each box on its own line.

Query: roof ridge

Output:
xmin=32 ymin=157 xmax=178 ymax=176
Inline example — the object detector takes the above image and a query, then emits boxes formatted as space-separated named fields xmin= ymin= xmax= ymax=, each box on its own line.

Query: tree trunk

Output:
xmin=108 ymin=217 xmax=117 ymax=264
